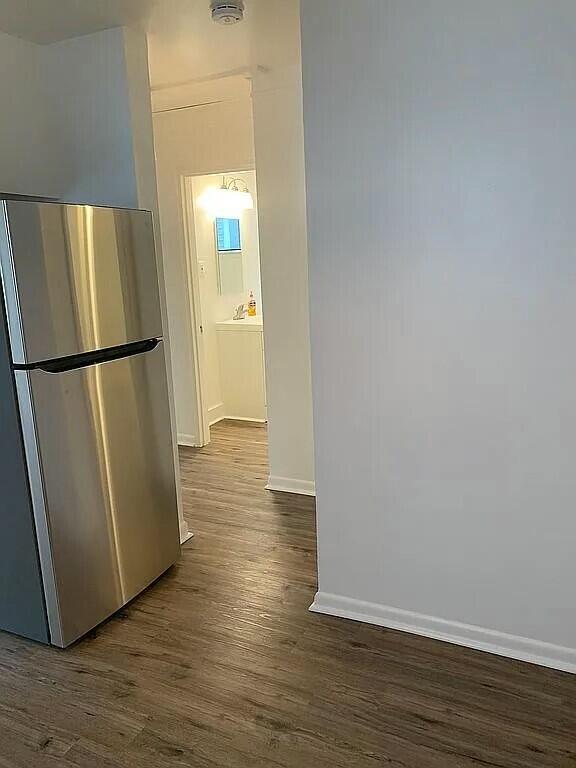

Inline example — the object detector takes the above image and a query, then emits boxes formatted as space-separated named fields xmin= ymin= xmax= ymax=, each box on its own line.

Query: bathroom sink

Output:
xmin=215 ymin=316 xmax=263 ymax=331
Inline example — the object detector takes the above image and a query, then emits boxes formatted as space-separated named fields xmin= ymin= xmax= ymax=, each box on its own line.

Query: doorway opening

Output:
xmin=151 ymin=0 xmax=315 ymax=498
xmin=182 ymin=169 xmax=267 ymax=447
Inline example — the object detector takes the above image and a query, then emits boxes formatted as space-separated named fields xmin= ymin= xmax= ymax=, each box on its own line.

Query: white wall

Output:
xmin=191 ymin=171 xmax=262 ymax=323
xmin=0 ymin=27 xmax=149 ymax=208
xmin=0 ymin=32 xmax=57 ymax=197
xmin=302 ymin=0 xmax=576 ymax=672
xmin=123 ymin=27 xmax=163 ymax=216
xmin=190 ymin=170 xmax=262 ymax=420
xmin=251 ymin=0 xmax=315 ymax=495
xmin=45 ymin=28 xmax=140 ymax=207
xmin=153 ymin=95 xmax=255 ymax=446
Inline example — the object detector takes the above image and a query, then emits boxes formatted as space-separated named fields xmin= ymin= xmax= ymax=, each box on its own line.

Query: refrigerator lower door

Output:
xmin=15 ymin=341 xmax=180 ymax=647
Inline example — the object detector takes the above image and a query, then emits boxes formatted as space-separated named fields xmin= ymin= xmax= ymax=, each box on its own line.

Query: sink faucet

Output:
xmin=233 ymin=303 xmax=247 ymax=320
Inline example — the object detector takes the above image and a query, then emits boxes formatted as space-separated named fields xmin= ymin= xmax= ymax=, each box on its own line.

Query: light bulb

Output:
xmin=198 ymin=186 xmax=254 ymax=218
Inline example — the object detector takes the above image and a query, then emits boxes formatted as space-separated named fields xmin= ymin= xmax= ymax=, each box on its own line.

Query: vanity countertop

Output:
xmin=215 ymin=316 xmax=264 ymax=332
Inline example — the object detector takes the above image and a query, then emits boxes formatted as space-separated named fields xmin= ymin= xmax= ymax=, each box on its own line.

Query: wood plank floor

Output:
xmin=0 ymin=419 xmax=575 ymax=767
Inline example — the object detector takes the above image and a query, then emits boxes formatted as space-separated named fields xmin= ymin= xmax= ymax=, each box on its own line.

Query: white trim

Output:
xmin=266 ymin=475 xmax=316 ymax=497
xmin=180 ymin=166 xmax=258 ymax=452
xmin=181 ymin=176 xmax=210 ymax=447
xmin=177 ymin=433 xmax=200 ymax=448
xmin=309 ymin=592 xmax=576 ymax=675
xmin=208 ymin=402 xmax=226 ymax=426
xmin=180 ymin=523 xmax=194 ymax=544
xmin=227 ymin=415 xmax=267 ymax=424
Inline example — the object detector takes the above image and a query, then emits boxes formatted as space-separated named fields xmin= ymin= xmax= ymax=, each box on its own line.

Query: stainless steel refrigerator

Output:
xmin=0 ymin=200 xmax=181 ymax=647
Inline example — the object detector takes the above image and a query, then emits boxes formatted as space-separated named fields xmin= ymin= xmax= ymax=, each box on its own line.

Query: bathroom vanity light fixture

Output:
xmin=198 ymin=176 xmax=254 ymax=217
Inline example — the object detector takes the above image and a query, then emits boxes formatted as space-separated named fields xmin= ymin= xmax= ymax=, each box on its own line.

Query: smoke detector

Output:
xmin=210 ymin=0 xmax=245 ymax=24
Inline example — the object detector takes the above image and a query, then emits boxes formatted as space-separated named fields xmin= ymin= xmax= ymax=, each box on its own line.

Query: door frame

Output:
xmin=181 ymin=175 xmax=210 ymax=447
xmin=180 ymin=165 xmax=256 ymax=446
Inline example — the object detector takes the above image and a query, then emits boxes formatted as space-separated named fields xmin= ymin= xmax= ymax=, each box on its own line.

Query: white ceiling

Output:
xmin=0 ymin=0 xmax=254 ymax=88
xmin=147 ymin=0 xmax=252 ymax=89
xmin=0 ymin=0 xmax=151 ymax=43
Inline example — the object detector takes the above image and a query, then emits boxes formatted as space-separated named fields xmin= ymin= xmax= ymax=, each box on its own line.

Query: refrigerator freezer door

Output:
xmin=0 ymin=202 xmax=163 ymax=365
xmin=15 ymin=341 xmax=180 ymax=647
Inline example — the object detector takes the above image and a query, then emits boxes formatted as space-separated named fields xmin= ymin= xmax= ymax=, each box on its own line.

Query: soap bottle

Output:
xmin=248 ymin=290 xmax=257 ymax=317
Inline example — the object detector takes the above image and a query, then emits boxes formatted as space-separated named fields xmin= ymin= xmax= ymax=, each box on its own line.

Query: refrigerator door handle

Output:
xmin=19 ymin=338 xmax=160 ymax=374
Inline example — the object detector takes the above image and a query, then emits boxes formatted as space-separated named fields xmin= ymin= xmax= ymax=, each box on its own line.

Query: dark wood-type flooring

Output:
xmin=0 ymin=419 xmax=575 ymax=767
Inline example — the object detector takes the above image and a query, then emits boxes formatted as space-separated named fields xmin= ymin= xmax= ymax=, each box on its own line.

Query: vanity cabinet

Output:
xmin=215 ymin=318 xmax=266 ymax=422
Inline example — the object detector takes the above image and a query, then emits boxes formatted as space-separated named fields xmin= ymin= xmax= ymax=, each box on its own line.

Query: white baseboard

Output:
xmin=225 ymin=415 xmax=267 ymax=424
xmin=177 ymin=433 xmax=200 ymax=447
xmin=208 ymin=403 xmax=226 ymax=426
xmin=179 ymin=520 xmax=194 ymax=545
xmin=310 ymin=592 xmax=576 ymax=675
xmin=266 ymin=475 xmax=316 ymax=497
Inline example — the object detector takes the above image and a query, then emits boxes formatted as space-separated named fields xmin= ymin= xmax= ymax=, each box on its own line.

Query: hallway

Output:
xmin=0 ymin=421 xmax=574 ymax=766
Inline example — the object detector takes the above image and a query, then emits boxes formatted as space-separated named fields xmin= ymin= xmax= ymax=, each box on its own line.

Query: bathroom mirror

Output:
xmin=215 ymin=217 xmax=244 ymax=295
